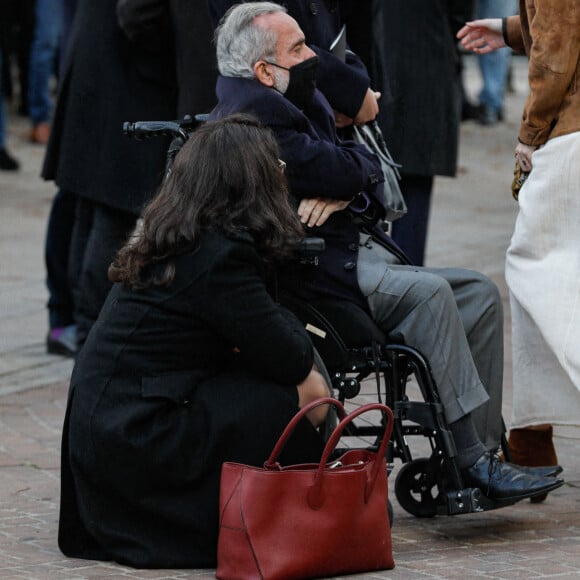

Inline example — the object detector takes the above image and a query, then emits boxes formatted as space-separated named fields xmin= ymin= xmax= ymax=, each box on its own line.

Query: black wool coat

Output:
xmin=42 ymin=0 xmax=178 ymax=215
xmin=58 ymin=231 xmax=325 ymax=568
xmin=116 ymin=0 xmax=218 ymax=117
xmin=368 ymin=0 xmax=462 ymax=178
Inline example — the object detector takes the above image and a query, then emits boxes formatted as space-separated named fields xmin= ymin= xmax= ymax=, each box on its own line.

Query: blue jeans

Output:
xmin=28 ymin=0 xmax=62 ymax=125
xmin=475 ymin=0 xmax=518 ymax=113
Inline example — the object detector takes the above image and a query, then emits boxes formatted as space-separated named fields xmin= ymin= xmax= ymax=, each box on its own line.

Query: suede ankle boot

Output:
xmin=508 ymin=426 xmax=558 ymax=503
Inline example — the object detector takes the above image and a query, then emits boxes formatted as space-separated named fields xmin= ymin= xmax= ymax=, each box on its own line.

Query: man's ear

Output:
xmin=254 ymin=60 xmax=276 ymax=87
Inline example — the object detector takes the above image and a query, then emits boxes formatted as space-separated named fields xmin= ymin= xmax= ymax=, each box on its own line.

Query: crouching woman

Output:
xmin=58 ymin=114 xmax=328 ymax=569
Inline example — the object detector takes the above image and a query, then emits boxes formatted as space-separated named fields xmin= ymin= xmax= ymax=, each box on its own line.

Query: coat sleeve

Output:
xmin=203 ymin=241 xmax=314 ymax=387
xmin=313 ymin=48 xmax=370 ymax=119
xmin=519 ymin=3 xmax=580 ymax=146
xmin=505 ymin=15 xmax=525 ymax=53
xmin=271 ymin=109 xmax=383 ymax=201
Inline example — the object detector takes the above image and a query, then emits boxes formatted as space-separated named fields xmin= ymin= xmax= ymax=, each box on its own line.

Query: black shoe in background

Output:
xmin=462 ymin=100 xmax=483 ymax=121
xmin=0 ymin=148 xmax=20 ymax=171
xmin=478 ymin=105 xmax=500 ymax=126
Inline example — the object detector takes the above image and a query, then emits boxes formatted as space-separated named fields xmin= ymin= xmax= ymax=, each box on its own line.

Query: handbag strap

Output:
xmin=308 ymin=402 xmax=394 ymax=508
xmin=264 ymin=397 xmax=346 ymax=469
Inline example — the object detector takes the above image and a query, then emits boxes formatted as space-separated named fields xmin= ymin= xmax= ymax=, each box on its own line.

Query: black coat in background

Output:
xmin=170 ymin=0 xmax=217 ymax=117
xmin=117 ymin=0 xmax=218 ymax=118
xmin=343 ymin=0 xmax=464 ymax=265
xmin=59 ymin=232 xmax=325 ymax=568
xmin=42 ymin=0 xmax=177 ymax=215
xmin=369 ymin=0 xmax=462 ymax=178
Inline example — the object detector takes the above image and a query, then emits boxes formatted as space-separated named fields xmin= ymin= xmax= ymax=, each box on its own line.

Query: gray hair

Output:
xmin=215 ymin=2 xmax=287 ymax=79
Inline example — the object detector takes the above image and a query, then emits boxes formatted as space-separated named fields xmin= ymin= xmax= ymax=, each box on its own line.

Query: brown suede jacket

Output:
xmin=505 ymin=1 xmax=579 ymax=146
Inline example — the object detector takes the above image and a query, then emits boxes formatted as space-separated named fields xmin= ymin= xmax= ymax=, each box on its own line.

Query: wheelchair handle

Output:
xmin=123 ymin=120 xmax=189 ymax=142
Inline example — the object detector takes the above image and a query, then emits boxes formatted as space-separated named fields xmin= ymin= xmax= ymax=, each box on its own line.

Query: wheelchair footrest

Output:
xmin=443 ymin=487 xmax=521 ymax=515
xmin=443 ymin=488 xmax=484 ymax=515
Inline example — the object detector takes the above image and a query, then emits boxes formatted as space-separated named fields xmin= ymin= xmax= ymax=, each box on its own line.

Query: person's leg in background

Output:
xmin=28 ymin=0 xmax=62 ymax=144
xmin=475 ymin=0 xmax=518 ymax=125
xmin=0 ymin=50 xmax=20 ymax=171
xmin=73 ymin=201 xmax=137 ymax=347
xmin=45 ymin=189 xmax=77 ymax=355
xmin=390 ymin=174 xmax=433 ymax=267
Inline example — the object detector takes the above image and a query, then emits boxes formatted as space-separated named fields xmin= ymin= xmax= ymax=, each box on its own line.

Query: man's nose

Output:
xmin=305 ymin=45 xmax=316 ymax=59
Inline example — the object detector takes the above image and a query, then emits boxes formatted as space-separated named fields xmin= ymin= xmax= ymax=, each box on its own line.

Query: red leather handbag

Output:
xmin=216 ymin=397 xmax=394 ymax=580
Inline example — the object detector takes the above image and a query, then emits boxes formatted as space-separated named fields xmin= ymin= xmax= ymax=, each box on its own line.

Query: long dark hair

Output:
xmin=109 ymin=114 xmax=303 ymax=288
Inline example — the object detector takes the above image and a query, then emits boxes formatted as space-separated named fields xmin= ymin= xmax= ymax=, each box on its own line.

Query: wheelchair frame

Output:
xmin=125 ymin=114 xmax=519 ymax=519
xmin=279 ymin=292 xmax=519 ymax=518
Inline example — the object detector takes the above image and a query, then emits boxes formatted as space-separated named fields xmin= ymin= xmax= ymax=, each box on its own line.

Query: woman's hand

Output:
xmin=297 ymin=367 xmax=331 ymax=426
xmin=457 ymin=19 xmax=506 ymax=54
xmin=298 ymin=197 xmax=351 ymax=227
xmin=515 ymin=142 xmax=537 ymax=173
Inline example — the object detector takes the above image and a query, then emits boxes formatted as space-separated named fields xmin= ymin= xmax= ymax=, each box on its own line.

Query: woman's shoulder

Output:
xmin=178 ymin=230 xmax=260 ymax=271
xmin=201 ymin=230 xmax=256 ymax=253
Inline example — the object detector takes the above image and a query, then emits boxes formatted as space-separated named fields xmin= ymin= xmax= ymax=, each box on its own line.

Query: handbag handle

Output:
xmin=265 ymin=397 xmax=346 ymax=469
xmin=308 ymin=402 xmax=394 ymax=509
xmin=265 ymin=397 xmax=394 ymax=508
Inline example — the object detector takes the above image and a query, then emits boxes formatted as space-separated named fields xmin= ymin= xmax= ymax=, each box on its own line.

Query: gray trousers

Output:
xmin=357 ymin=235 xmax=504 ymax=449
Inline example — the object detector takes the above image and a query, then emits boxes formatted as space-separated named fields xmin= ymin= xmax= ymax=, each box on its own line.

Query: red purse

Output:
xmin=216 ymin=397 xmax=395 ymax=580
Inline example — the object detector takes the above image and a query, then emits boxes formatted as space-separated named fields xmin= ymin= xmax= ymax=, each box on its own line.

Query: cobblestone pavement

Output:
xmin=1 ymin=56 xmax=579 ymax=579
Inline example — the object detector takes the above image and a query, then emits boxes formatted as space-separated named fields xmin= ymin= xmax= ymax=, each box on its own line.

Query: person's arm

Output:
xmin=273 ymin=119 xmax=383 ymax=202
xmin=313 ymin=47 xmax=374 ymax=122
xmin=519 ymin=2 xmax=580 ymax=147
xmin=204 ymin=240 xmax=314 ymax=387
xmin=456 ymin=18 xmax=507 ymax=54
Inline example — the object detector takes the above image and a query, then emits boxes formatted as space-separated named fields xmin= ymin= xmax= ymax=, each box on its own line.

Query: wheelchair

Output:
xmin=124 ymin=115 xmax=521 ymax=520
xmin=279 ymin=287 xmax=523 ymax=518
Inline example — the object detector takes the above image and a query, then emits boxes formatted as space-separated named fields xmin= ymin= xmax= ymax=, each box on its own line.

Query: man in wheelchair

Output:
xmin=209 ymin=2 xmax=563 ymax=503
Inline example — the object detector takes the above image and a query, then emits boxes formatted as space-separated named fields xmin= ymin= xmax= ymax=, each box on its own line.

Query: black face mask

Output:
xmin=268 ymin=55 xmax=320 ymax=110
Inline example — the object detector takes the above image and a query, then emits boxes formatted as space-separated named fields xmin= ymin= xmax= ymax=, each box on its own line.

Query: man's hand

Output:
xmin=353 ymin=89 xmax=381 ymax=126
xmin=298 ymin=197 xmax=351 ymax=227
xmin=457 ymin=19 xmax=506 ymax=54
xmin=515 ymin=142 xmax=537 ymax=173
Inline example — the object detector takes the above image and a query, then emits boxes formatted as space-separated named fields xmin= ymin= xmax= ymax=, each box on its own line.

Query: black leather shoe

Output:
xmin=462 ymin=451 xmax=564 ymax=501
xmin=516 ymin=464 xmax=563 ymax=478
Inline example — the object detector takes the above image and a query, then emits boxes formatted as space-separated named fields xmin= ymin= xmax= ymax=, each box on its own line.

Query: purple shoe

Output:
xmin=47 ymin=325 xmax=78 ymax=357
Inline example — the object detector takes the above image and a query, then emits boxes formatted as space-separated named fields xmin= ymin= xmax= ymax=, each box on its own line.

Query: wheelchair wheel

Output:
xmin=313 ymin=347 xmax=338 ymax=441
xmin=394 ymin=458 xmax=439 ymax=518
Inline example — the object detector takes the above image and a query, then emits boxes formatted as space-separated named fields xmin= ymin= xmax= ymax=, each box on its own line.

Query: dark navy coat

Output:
xmin=210 ymin=76 xmax=405 ymax=311
xmin=42 ymin=0 xmax=177 ymax=214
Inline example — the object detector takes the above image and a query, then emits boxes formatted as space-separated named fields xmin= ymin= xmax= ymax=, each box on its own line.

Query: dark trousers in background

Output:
xmin=390 ymin=174 xmax=434 ymax=267
xmin=45 ymin=189 xmax=76 ymax=329
xmin=68 ymin=198 xmax=136 ymax=345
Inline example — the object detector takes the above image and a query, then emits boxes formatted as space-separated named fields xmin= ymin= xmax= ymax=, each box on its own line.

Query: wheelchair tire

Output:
xmin=394 ymin=458 xmax=439 ymax=518
xmin=312 ymin=347 xmax=338 ymax=440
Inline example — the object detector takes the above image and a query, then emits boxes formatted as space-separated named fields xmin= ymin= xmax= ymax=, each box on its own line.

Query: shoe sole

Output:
xmin=491 ymin=478 xmax=565 ymax=503
xmin=46 ymin=340 xmax=76 ymax=358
